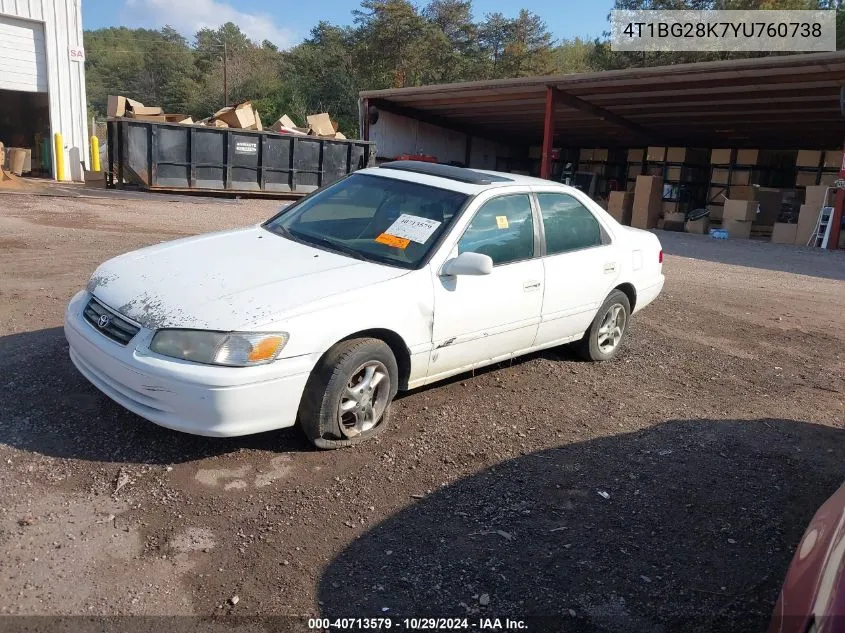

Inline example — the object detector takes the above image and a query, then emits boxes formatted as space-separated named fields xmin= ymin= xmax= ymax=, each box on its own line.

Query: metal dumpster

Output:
xmin=106 ymin=118 xmax=375 ymax=197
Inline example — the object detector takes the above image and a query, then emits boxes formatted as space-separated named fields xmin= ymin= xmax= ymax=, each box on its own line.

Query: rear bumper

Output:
xmin=634 ymin=275 xmax=664 ymax=314
xmin=64 ymin=291 xmax=312 ymax=437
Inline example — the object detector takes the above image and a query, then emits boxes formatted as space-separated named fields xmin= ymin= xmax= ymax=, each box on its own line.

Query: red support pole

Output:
xmin=540 ymin=86 xmax=556 ymax=180
xmin=828 ymin=143 xmax=844 ymax=251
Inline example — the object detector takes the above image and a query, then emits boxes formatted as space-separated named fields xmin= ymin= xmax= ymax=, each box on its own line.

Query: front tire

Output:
xmin=299 ymin=338 xmax=398 ymax=449
xmin=575 ymin=290 xmax=631 ymax=362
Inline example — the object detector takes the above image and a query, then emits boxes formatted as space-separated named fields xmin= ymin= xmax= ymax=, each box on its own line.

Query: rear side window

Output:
xmin=537 ymin=193 xmax=605 ymax=255
xmin=457 ymin=194 xmax=534 ymax=266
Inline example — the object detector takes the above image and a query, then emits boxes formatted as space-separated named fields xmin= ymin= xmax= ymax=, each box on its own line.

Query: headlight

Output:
xmin=149 ymin=330 xmax=289 ymax=367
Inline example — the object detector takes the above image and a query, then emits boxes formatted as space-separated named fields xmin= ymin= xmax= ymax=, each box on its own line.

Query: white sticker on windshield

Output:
xmin=384 ymin=214 xmax=442 ymax=244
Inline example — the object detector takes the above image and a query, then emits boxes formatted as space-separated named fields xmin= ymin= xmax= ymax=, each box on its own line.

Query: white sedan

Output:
xmin=64 ymin=162 xmax=664 ymax=448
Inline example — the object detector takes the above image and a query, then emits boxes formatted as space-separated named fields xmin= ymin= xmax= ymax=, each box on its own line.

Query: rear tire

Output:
xmin=298 ymin=338 xmax=398 ymax=449
xmin=575 ymin=290 xmax=631 ymax=362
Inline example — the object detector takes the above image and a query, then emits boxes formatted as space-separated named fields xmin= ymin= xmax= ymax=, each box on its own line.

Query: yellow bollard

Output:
xmin=54 ymin=133 xmax=65 ymax=181
xmin=90 ymin=135 xmax=100 ymax=172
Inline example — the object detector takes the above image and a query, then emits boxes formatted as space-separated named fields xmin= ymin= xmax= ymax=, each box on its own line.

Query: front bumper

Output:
xmin=63 ymin=291 xmax=312 ymax=437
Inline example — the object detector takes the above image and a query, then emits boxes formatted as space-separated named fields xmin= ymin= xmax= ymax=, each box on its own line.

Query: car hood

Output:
xmin=87 ymin=226 xmax=409 ymax=330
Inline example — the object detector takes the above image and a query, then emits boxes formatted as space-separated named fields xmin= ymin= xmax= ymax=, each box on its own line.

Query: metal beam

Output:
xmin=369 ymin=98 xmax=521 ymax=146
xmin=551 ymin=86 xmax=662 ymax=144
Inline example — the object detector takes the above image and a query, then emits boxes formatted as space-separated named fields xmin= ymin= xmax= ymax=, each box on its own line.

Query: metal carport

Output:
xmin=359 ymin=51 xmax=845 ymax=250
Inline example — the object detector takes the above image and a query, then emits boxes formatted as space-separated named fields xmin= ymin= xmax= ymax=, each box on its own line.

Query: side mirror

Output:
xmin=441 ymin=252 xmax=493 ymax=276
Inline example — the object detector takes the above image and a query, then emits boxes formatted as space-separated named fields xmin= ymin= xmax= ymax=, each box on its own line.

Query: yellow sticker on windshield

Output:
xmin=375 ymin=233 xmax=411 ymax=249
xmin=496 ymin=215 xmax=509 ymax=229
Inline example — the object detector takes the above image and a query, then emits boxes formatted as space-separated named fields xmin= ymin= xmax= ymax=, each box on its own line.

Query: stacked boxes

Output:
xmin=722 ymin=199 xmax=757 ymax=238
xmin=632 ymin=175 xmax=663 ymax=229
xmin=607 ymin=191 xmax=634 ymax=225
xmin=794 ymin=186 xmax=832 ymax=246
xmin=795 ymin=150 xmax=842 ymax=187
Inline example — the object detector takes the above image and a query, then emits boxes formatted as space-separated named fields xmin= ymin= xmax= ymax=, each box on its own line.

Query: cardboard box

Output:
xmin=722 ymin=218 xmax=752 ymax=239
xmin=804 ymin=186 xmax=830 ymax=212
xmin=685 ymin=217 xmax=710 ymax=234
xmin=727 ymin=185 xmax=754 ymax=201
xmin=771 ymin=223 xmax=798 ymax=244
xmin=707 ymin=205 xmax=724 ymax=221
xmin=709 ymin=185 xmax=728 ymax=203
xmin=607 ymin=191 xmax=634 ymax=225
xmin=818 ymin=172 xmax=838 ymax=187
xmin=216 ymin=102 xmax=259 ymax=129
xmin=307 ymin=112 xmax=336 ymax=137
xmin=164 ymin=114 xmax=193 ymax=124
xmin=665 ymin=166 xmax=702 ymax=182
xmin=731 ymin=169 xmax=764 ymax=186
xmin=107 ymin=95 xmax=144 ymax=118
xmin=795 ymin=204 xmax=821 ymax=245
xmin=627 ymin=148 xmax=645 ymax=163
xmin=593 ymin=149 xmax=609 ymax=162
xmin=632 ymin=175 xmax=663 ymax=229
xmin=663 ymin=211 xmax=686 ymax=231
xmin=710 ymin=148 xmax=735 ymax=165
xmin=662 ymin=202 xmax=679 ymax=216
xmin=578 ymin=148 xmax=594 ymax=162
xmin=795 ymin=171 xmax=818 ymax=187
xmin=711 ymin=168 xmax=730 ymax=185
xmin=7 ymin=147 xmax=31 ymax=175
xmin=128 ymin=113 xmax=167 ymax=122
xmin=646 ymin=164 xmax=663 ymax=177
xmin=723 ymin=199 xmax=758 ymax=222
xmin=627 ymin=164 xmax=642 ymax=180
xmin=132 ymin=105 xmax=164 ymax=116
xmin=646 ymin=146 xmax=666 ymax=162
xmin=796 ymin=150 xmax=823 ymax=168
xmin=823 ymin=150 xmax=843 ymax=170
xmin=666 ymin=147 xmax=706 ymax=164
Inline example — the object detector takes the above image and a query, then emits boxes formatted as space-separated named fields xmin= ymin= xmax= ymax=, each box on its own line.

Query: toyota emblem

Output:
xmin=97 ymin=314 xmax=111 ymax=328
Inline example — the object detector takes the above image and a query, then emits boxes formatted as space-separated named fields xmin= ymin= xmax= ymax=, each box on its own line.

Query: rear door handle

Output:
xmin=603 ymin=262 xmax=617 ymax=274
xmin=523 ymin=281 xmax=541 ymax=291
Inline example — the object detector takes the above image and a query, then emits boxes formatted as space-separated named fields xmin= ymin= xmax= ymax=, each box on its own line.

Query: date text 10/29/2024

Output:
xmin=307 ymin=618 xmax=529 ymax=630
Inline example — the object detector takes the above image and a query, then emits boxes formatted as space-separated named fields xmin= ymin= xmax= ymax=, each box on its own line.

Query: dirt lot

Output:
xmin=0 ymin=191 xmax=843 ymax=632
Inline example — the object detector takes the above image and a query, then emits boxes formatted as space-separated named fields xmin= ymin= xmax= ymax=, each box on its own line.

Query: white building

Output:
xmin=0 ymin=0 xmax=89 ymax=180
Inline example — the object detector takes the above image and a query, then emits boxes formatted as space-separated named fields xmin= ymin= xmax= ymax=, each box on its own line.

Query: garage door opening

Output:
xmin=0 ymin=89 xmax=51 ymax=177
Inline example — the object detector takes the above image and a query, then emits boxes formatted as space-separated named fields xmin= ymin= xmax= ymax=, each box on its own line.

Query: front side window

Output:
xmin=457 ymin=194 xmax=534 ymax=266
xmin=263 ymin=173 xmax=468 ymax=269
xmin=537 ymin=193 xmax=605 ymax=255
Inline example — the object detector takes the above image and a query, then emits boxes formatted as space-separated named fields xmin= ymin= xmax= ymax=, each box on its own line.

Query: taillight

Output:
xmin=658 ymin=250 xmax=663 ymax=264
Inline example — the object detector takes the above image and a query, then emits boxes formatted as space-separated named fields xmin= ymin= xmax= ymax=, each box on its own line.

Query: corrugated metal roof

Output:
xmin=360 ymin=52 xmax=845 ymax=148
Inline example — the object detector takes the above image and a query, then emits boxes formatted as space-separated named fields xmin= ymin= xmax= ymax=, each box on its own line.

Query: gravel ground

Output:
xmin=0 ymin=192 xmax=843 ymax=632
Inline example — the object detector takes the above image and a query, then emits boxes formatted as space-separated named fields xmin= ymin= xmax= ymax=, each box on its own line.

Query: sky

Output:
xmin=82 ymin=0 xmax=613 ymax=49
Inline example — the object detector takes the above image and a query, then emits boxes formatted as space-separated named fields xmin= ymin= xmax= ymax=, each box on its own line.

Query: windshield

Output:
xmin=263 ymin=173 xmax=469 ymax=269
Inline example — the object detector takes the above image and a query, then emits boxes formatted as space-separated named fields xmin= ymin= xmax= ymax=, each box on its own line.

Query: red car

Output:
xmin=770 ymin=483 xmax=845 ymax=633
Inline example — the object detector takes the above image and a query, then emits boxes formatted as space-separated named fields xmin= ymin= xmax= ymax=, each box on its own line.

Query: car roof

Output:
xmin=356 ymin=161 xmax=574 ymax=196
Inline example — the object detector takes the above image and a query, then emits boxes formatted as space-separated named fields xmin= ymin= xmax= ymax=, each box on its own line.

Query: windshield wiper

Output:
xmin=288 ymin=230 xmax=369 ymax=262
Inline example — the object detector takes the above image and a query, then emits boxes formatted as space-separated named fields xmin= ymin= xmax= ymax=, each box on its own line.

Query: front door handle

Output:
xmin=523 ymin=280 xmax=541 ymax=291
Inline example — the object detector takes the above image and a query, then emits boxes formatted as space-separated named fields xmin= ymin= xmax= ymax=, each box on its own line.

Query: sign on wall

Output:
xmin=69 ymin=46 xmax=85 ymax=62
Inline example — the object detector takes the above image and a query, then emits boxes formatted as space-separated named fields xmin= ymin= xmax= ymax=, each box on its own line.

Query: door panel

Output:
xmin=534 ymin=192 xmax=618 ymax=345
xmin=429 ymin=260 xmax=545 ymax=381
xmin=428 ymin=193 xmax=543 ymax=382
xmin=538 ymin=247 xmax=616 ymax=343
